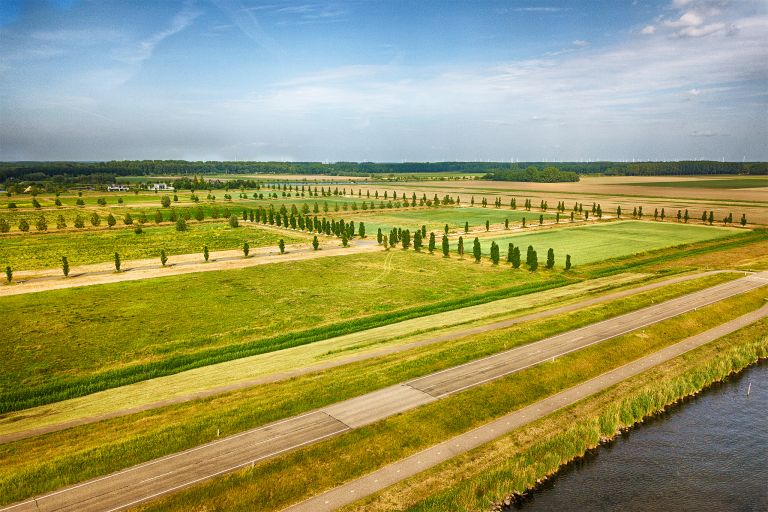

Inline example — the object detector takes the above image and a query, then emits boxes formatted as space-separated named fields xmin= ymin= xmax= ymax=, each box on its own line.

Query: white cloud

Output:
xmin=664 ymin=10 xmax=704 ymax=28
xmin=641 ymin=25 xmax=656 ymax=35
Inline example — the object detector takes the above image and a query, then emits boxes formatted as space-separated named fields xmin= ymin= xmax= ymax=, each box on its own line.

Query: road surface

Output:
xmin=0 ymin=270 xmax=731 ymax=444
xmin=285 ymin=302 xmax=768 ymax=512
xmin=2 ymin=271 xmax=766 ymax=512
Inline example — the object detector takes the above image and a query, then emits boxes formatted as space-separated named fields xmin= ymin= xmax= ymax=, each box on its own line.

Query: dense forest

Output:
xmin=0 ymin=160 xmax=765 ymax=184
xmin=485 ymin=166 xmax=580 ymax=182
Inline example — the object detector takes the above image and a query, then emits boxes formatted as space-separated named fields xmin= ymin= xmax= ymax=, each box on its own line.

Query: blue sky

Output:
xmin=1 ymin=0 xmax=766 ymax=161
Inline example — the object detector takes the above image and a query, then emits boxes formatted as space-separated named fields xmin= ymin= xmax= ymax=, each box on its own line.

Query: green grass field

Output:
xmin=625 ymin=178 xmax=768 ymax=189
xmin=70 ymin=288 xmax=768 ymax=511
xmin=463 ymin=221 xmax=738 ymax=266
xmin=0 ymin=223 xmax=304 ymax=269
xmin=344 ymin=206 xmax=555 ymax=234
xmin=0 ymin=273 xmax=748 ymax=505
xmin=0 ymin=250 xmax=554 ymax=409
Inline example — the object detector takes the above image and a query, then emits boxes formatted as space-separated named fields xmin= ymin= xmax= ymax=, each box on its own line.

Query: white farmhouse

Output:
xmin=148 ymin=183 xmax=175 ymax=191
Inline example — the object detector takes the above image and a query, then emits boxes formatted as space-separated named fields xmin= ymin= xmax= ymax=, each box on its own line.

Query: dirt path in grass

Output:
xmin=0 ymin=239 xmax=380 ymax=297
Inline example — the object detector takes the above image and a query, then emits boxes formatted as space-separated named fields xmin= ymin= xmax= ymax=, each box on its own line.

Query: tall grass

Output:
xmin=0 ymin=275 xmax=748 ymax=505
xmin=406 ymin=332 xmax=768 ymax=511
xmin=0 ymin=276 xmax=568 ymax=413
xmin=108 ymin=293 xmax=767 ymax=512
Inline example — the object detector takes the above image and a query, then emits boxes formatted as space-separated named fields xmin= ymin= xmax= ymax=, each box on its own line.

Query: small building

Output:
xmin=148 ymin=183 xmax=175 ymax=191
xmin=107 ymin=185 xmax=130 ymax=192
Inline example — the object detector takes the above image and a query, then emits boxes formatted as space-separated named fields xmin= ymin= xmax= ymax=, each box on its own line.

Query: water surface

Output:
xmin=518 ymin=362 xmax=768 ymax=511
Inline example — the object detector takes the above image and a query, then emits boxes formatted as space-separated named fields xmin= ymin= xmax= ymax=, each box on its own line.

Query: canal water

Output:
xmin=517 ymin=362 xmax=768 ymax=511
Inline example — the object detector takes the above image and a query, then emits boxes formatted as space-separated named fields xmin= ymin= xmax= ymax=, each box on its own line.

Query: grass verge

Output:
xmin=0 ymin=273 xmax=755 ymax=505
xmin=128 ymin=287 xmax=768 ymax=512
xmin=379 ymin=322 xmax=768 ymax=512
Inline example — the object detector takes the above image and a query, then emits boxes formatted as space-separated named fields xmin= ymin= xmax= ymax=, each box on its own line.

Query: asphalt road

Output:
xmin=0 ymin=269 xmax=730 ymax=444
xmin=3 ymin=271 xmax=766 ymax=512
xmin=286 ymin=302 xmax=768 ymax=512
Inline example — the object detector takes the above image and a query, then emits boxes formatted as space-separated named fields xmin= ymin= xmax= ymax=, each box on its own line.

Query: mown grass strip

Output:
xmin=394 ymin=325 xmax=768 ymax=512
xmin=128 ymin=288 xmax=768 ymax=512
xmin=0 ymin=273 xmax=749 ymax=505
xmin=0 ymin=277 xmax=570 ymax=413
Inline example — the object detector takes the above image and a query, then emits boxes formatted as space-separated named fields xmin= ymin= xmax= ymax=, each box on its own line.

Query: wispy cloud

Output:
xmin=124 ymin=4 xmax=202 ymax=63
xmin=213 ymin=0 xmax=282 ymax=53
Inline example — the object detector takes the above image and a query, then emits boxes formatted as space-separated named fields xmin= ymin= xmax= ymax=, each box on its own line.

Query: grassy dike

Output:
xmin=0 ymin=273 xmax=740 ymax=504
xmin=375 ymin=320 xmax=768 ymax=512
xmin=126 ymin=287 xmax=768 ymax=512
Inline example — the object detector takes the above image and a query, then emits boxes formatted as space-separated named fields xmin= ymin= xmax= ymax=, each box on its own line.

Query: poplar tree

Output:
xmin=160 ymin=250 xmax=167 ymax=267
xmin=90 ymin=212 xmax=101 ymax=226
xmin=243 ymin=241 xmax=250 ymax=257
xmin=505 ymin=218 xmax=509 ymax=229
xmin=490 ymin=242 xmax=500 ymax=264
xmin=413 ymin=230 xmax=423 ymax=251
xmin=377 ymin=228 xmax=383 ymax=244
xmin=546 ymin=248 xmax=555 ymax=269
xmin=565 ymin=254 xmax=572 ymax=271
xmin=617 ymin=205 xmax=622 ymax=218
xmin=358 ymin=222 xmax=366 ymax=238
xmin=660 ymin=208 xmax=665 ymax=221
xmin=62 ymin=256 xmax=69 ymax=277
xmin=485 ymin=220 xmax=490 ymax=231
xmin=279 ymin=239 xmax=285 ymax=254
xmin=465 ymin=221 xmax=469 ymax=233
xmin=507 ymin=243 xmax=514 ymax=263
xmin=741 ymin=214 xmax=747 ymax=226
xmin=473 ymin=237 xmax=481 ymax=262
xmin=107 ymin=214 xmax=116 ymax=228
xmin=114 ymin=252 xmax=121 ymax=272
xmin=342 ymin=235 xmax=348 ymax=247
xmin=402 ymin=229 xmax=411 ymax=249
xmin=539 ymin=214 xmax=543 ymax=225
xmin=444 ymin=224 xmax=449 ymax=235
xmin=522 ymin=217 xmax=526 ymax=228
xmin=154 ymin=210 xmax=163 ymax=224
xmin=56 ymin=215 xmax=67 ymax=229
xmin=708 ymin=211 xmax=714 ymax=225
xmin=684 ymin=209 xmax=690 ymax=223
xmin=701 ymin=211 xmax=707 ymax=223
xmin=428 ymin=232 xmax=436 ymax=253
xmin=458 ymin=236 xmax=465 ymax=258
xmin=526 ymin=245 xmax=534 ymax=267
xmin=203 ymin=245 xmax=209 ymax=262
xmin=421 ymin=225 xmax=427 ymax=238
xmin=442 ymin=234 xmax=449 ymax=257
xmin=511 ymin=247 xmax=521 ymax=268
xmin=529 ymin=250 xmax=538 ymax=271
xmin=177 ymin=217 xmax=188 ymax=231
xmin=5 ymin=266 xmax=12 ymax=284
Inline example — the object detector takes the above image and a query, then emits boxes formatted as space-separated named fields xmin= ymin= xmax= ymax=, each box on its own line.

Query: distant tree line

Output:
xmin=2 ymin=159 xmax=764 ymax=183
xmin=485 ymin=166 xmax=580 ymax=183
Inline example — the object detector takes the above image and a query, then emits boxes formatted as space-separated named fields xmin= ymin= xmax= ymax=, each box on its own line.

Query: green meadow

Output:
xmin=463 ymin=221 xmax=738 ymax=266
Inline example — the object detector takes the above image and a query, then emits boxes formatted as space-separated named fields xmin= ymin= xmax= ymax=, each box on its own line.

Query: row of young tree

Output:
xmin=372 ymin=226 xmax=571 ymax=271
